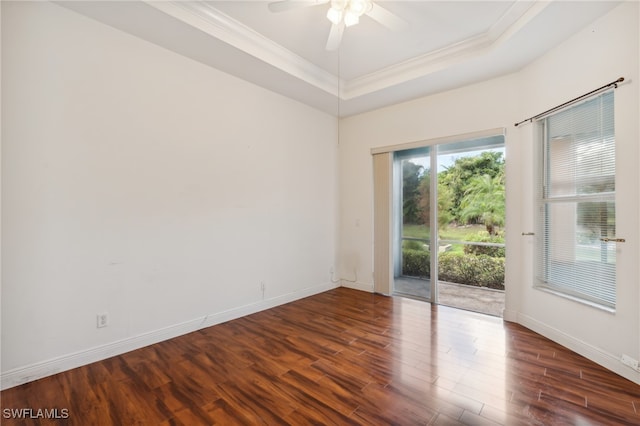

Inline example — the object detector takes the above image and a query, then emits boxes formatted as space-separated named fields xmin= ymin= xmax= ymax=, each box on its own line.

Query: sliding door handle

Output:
xmin=600 ymin=237 xmax=626 ymax=243
xmin=521 ymin=232 xmax=535 ymax=236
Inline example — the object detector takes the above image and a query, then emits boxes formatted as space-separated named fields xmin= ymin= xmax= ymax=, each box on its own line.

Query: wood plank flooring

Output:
xmin=2 ymin=287 xmax=640 ymax=425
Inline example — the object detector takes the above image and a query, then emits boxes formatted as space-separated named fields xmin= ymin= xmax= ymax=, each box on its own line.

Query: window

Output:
xmin=535 ymin=90 xmax=616 ymax=309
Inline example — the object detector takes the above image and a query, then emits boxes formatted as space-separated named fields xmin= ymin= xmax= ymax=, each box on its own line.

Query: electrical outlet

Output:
xmin=621 ymin=354 xmax=638 ymax=370
xmin=97 ymin=313 xmax=109 ymax=328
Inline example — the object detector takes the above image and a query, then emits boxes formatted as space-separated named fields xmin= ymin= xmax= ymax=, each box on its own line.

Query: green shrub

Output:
xmin=438 ymin=252 xmax=505 ymax=290
xmin=438 ymin=252 xmax=476 ymax=285
xmin=402 ymin=249 xmax=430 ymax=278
xmin=463 ymin=232 xmax=505 ymax=258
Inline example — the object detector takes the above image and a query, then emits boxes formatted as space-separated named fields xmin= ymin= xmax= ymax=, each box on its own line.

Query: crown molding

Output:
xmin=147 ymin=1 xmax=548 ymax=102
xmin=145 ymin=1 xmax=342 ymax=96
xmin=342 ymin=1 xmax=549 ymax=99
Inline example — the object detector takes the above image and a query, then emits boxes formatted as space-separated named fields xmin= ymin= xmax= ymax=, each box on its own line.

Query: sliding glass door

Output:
xmin=392 ymin=135 xmax=506 ymax=316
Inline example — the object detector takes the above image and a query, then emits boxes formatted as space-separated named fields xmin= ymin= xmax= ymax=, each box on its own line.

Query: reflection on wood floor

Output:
xmin=2 ymin=288 xmax=639 ymax=425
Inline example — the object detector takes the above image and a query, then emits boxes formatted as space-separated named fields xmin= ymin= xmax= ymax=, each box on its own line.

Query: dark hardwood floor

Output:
xmin=2 ymin=287 xmax=640 ymax=425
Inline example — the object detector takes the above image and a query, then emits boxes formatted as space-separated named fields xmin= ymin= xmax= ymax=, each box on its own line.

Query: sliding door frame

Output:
xmin=372 ymin=128 xmax=506 ymax=299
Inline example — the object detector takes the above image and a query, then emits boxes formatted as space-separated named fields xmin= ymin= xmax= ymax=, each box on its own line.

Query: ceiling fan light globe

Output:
xmin=344 ymin=11 xmax=359 ymax=27
xmin=349 ymin=0 xmax=369 ymax=15
xmin=326 ymin=7 xmax=343 ymax=25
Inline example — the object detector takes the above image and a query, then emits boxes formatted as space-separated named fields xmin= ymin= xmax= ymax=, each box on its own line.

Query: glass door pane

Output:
xmin=436 ymin=137 xmax=506 ymax=316
xmin=394 ymin=148 xmax=431 ymax=300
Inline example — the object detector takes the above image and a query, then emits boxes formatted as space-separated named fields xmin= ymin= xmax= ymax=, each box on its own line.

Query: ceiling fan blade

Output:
xmin=325 ymin=23 xmax=345 ymax=51
xmin=268 ymin=0 xmax=329 ymax=13
xmin=365 ymin=4 xmax=408 ymax=31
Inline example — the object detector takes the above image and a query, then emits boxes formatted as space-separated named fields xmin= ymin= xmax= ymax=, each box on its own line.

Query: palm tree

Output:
xmin=418 ymin=172 xmax=453 ymax=230
xmin=459 ymin=172 xmax=505 ymax=235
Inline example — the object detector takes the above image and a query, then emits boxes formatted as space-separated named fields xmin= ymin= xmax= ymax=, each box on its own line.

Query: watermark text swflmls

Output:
xmin=3 ymin=408 xmax=70 ymax=419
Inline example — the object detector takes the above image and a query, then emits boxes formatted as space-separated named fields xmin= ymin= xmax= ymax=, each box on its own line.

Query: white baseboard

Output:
xmin=340 ymin=280 xmax=374 ymax=293
xmin=1 ymin=281 xmax=338 ymax=390
xmin=517 ymin=313 xmax=640 ymax=385
xmin=502 ymin=309 xmax=518 ymax=322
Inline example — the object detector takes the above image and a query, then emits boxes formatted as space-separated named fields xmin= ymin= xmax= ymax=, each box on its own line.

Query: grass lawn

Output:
xmin=440 ymin=224 xmax=488 ymax=241
xmin=402 ymin=224 xmax=430 ymax=240
xmin=403 ymin=223 xmax=488 ymax=241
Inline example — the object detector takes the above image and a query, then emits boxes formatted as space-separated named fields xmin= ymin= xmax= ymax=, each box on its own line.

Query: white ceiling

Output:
xmin=58 ymin=1 xmax=620 ymax=117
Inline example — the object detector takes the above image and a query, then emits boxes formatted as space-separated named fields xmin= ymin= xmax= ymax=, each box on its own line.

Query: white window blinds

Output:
xmin=535 ymin=90 xmax=616 ymax=309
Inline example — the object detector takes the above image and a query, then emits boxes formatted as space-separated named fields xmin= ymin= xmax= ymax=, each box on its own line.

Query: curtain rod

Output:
xmin=514 ymin=77 xmax=624 ymax=127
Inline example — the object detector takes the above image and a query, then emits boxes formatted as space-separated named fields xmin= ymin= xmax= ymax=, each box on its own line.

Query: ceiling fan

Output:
xmin=268 ymin=0 xmax=408 ymax=51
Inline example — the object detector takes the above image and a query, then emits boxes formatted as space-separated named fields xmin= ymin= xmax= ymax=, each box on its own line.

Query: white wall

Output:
xmin=515 ymin=2 xmax=639 ymax=382
xmin=338 ymin=2 xmax=640 ymax=383
xmin=1 ymin=1 xmax=338 ymax=388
